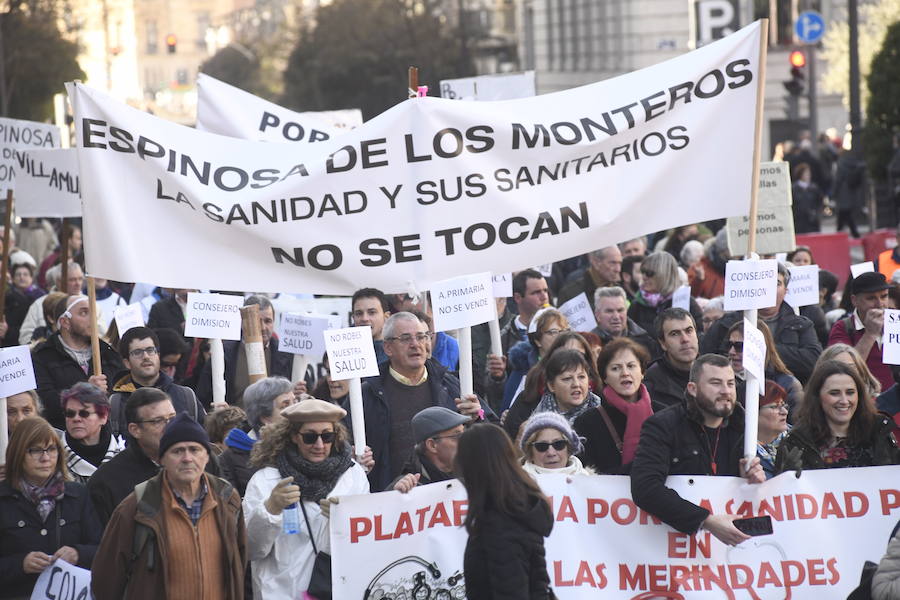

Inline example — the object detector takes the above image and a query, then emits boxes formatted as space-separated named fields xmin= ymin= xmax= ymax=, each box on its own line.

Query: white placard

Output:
xmin=775 ymin=252 xmax=788 ymax=262
xmin=558 ymin=292 xmax=598 ymax=332
xmin=0 ymin=345 xmax=36 ymax=398
xmin=535 ymin=264 xmax=554 ymax=278
xmin=15 ymin=148 xmax=82 ymax=217
xmin=850 ymin=261 xmax=875 ymax=278
xmin=183 ymin=292 xmax=243 ymax=340
xmin=726 ymin=161 xmax=795 ymax=255
xmin=324 ymin=326 xmax=379 ymax=380
xmin=785 ymin=264 xmax=820 ymax=308
xmin=723 ymin=259 xmax=778 ymax=311
xmin=0 ymin=117 xmax=60 ymax=192
xmin=883 ymin=309 xmax=900 ymax=365
xmin=439 ymin=71 xmax=536 ymax=101
xmin=431 ymin=272 xmax=495 ymax=331
xmin=277 ymin=312 xmax=331 ymax=356
xmin=742 ymin=318 xmax=766 ymax=385
xmin=30 ymin=559 xmax=91 ymax=600
xmin=113 ymin=303 xmax=145 ymax=335
xmin=672 ymin=285 xmax=691 ymax=310
xmin=491 ymin=272 xmax=512 ymax=298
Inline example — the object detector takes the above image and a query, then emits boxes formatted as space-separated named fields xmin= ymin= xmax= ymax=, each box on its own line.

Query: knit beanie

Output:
xmin=159 ymin=412 xmax=211 ymax=457
xmin=519 ymin=411 xmax=583 ymax=455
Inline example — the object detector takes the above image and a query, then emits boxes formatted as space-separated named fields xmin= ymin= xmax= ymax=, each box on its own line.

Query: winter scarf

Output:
xmin=275 ymin=441 xmax=353 ymax=503
xmin=602 ymin=384 xmax=654 ymax=464
xmin=20 ymin=472 xmax=65 ymax=521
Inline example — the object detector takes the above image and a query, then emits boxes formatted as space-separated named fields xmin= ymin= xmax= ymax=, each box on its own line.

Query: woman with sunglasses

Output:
xmin=776 ymin=360 xmax=900 ymax=473
xmin=60 ymin=382 xmax=125 ymax=484
xmin=628 ymin=252 xmax=703 ymax=340
xmin=520 ymin=412 xmax=593 ymax=476
xmin=243 ymin=399 xmax=372 ymax=600
xmin=0 ymin=417 xmax=101 ymax=599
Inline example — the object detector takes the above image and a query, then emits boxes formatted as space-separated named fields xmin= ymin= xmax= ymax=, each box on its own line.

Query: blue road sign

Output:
xmin=795 ymin=11 xmax=825 ymax=44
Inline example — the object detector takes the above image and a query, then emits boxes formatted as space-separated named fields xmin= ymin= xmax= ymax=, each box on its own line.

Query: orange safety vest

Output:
xmin=878 ymin=249 xmax=900 ymax=281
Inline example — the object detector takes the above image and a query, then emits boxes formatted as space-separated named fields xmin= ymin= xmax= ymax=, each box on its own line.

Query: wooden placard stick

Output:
xmin=60 ymin=218 xmax=70 ymax=292
xmin=408 ymin=66 xmax=419 ymax=99
xmin=87 ymin=276 xmax=102 ymax=376
xmin=240 ymin=304 xmax=267 ymax=385
xmin=0 ymin=190 xmax=12 ymax=319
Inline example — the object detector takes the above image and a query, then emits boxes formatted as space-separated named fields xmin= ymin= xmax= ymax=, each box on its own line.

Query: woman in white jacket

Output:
xmin=243 ymin=399 xmax=372 ymax=599
xmin=873 ymin=528 xmax=900 ymax=600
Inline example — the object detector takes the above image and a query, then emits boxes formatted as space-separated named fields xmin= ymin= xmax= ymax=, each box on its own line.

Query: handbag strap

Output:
xmin=596 ymin=405 xmax=623 ymax=455
xmin=297 ymin=500 xmax=319 ymax=555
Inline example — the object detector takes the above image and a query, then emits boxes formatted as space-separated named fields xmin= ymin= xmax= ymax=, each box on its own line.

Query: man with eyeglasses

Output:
xmin=33 ymin=294 xmax=125 ymax=429
xmin=359 ymin=312 xmax=497 ymax=491
xmin=108 ymin=326 xmax=206 ymax=438
xmin=88 ymin=387 xmax=177 ymax=527
xmin=391 ymin=406 xmax=469 ymax=492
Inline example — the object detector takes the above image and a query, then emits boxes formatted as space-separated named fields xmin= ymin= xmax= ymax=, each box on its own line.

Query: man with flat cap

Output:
xmin=92 ymin=413 xmax=247 ymax=600
xmin=828 ymin=271 xmax=894 ymax=391
xmin=392 ymin=406 xmax=469 ymax=492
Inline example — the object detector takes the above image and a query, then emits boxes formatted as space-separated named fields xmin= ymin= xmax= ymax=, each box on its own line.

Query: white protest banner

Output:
xmin=278 ymin=312 xmax=330 ymax=356
xmin=183 ymin=292 xmax=243 ymax=340
xmin=15 ymin=149 xmax=81 ymax=217
xmin=785 ymin=264 xmax=819 ymax=308
xmin=0 ymin=117 xmax=60 ymax=192
xmin=440 ymin=71 xmax=536 ymax=101
xmin=726 ymin=161 xmax=795 ymax=255
xmin=431 ymin=272 xmax=495 ymax=331
xmin=492 ymin=272 xmax=512 ymax=298
xmin=559 ymin=292 xmax=598 ymax=331
xmin=672 ymin=285 xmax=691 ymax=310
xmin=30 ymin=559 xmax=91 ymax=600
xmin=723 ymin=259 xmax=777 ymax=311
xmin=0 ymin=345 xmax=36 ymax=398
xmin=196 ymin=74 xmax=361 ymax=143
xmin=332 ymin=466 xmax=900 ymax=599
xmin=742 ymin=318 xmax=766 ymax=385
xmin=850 ymin=261 xmax=874 ymax=278
xmin=883 ymin=309 xmax=900 ymax=365
xmin=70 ymin=22 xmax=761 ymax=296
xmin=113 ymin=303 xmax=145 ymax=335
xmin=323 ymin=326 xmax=379 ymax=380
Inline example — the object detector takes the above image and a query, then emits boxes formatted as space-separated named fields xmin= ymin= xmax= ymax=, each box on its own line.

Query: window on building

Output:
xmin=176 ymin=69 xmax=189 ymax=86
xmin=196 ymin=12 xmax=210 ymax=51
xmin=754 ymin=0 xmax=822 ymax=46
xmin=146 ymin=20 xmax=158 ymax=54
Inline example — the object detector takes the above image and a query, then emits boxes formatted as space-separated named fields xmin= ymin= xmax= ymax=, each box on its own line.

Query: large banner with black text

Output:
xmin=331 ymin=467 xmax=900 ymax=599
xmin=70 ymin=22 xmax=761 ymax=295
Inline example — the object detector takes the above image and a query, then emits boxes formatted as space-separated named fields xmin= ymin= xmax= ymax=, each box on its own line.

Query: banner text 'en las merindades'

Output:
xmin=70 ymin=21 xmax=761 ymax=295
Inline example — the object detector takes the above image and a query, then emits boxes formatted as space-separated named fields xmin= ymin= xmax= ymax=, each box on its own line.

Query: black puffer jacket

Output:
xmin=87 ymin=443 xmax=160 ymax=528
xmin=775 ymin=415 xmax=900 ymax=473
xmin=463 ymin=496 xmax=554 ymax=600
xmin=0 ymin=480 xmax=101 ymax=598
xmin=630 ymin=400 xmax=746 ymax=534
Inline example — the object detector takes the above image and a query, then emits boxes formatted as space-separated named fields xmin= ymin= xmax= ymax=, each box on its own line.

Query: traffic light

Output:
xmin=166 ymin=34 xmax=177 ymax=54
xmin=783 ymin=50 xmax=806 ymax=96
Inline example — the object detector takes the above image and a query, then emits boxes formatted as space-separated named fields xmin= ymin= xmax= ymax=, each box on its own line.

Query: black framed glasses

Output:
xmin=726 ymin=341 xmax=744 ymax=351
xmin=299 ymin=431 xmax=336 ymax=445
xmin=27 ymin=446 xmax=59 ymax=458
xmin=137 ymin=415 xmax=177 ymax=428
xmin=641 ymin=269 xmax=656 ymax=278
xmin=530 ymin=440 xmax=568 ymax=453
xmin=432 ymin=432 xmax=463 ymax=442
xmin=129 ymin=346 xmax=159 ymax=359
xmin=65 ymin=408 xmax=96 ymax=419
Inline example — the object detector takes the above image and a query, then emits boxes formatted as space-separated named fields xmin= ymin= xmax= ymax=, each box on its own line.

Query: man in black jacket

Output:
xmin=33 ymin=294 xmax=124 ymax=429
xmin=391 ymin=406 xmax=469 ymax=492
xmin=108 ymin=326 xmax=206 ymax=437
xmin=358 ymin=312 xmax=497 ymax=491
xmin=87 ymin=387 xmax=175 ymax=527
xmin=643 ymin=308 xmax=698 ymax=407
xmin=630 ymin=354 xmax=765 ymax=546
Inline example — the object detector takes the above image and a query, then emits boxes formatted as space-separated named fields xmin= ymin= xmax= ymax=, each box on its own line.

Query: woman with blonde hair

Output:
xmin=628 ymin=251 xmax=703 ymax=337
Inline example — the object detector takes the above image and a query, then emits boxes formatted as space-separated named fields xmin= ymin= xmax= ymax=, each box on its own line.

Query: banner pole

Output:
xmin=60 ymin=217 xmax=69 ymax=293
xmin=348 ymin=377 xmax=366 ymax=460
xmin=743 ymin=19 xmax=769 ymax=469
xmin=87 ymin=276 xmax=101 ymax=377
xmin=0 ymin=397 xmax=7 ymax=467
xmin=0 ymin=190 xmax=12 ymax=320
xmin=209 ymin=338 xmax=227 ymax=409
xmin=458 ymin=326 xmax=474 ymax=397
xmin=408 ymin=66 xmax=419 ymax=99
xmin=240 ymin=304 xmax=267 ymax=385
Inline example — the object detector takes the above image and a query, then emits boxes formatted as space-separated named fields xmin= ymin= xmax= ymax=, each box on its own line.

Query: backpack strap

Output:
xmin=596 ymin=405 xmax=623 ymax=455
xmin=128 ymin=481 xmax=157 ymax=578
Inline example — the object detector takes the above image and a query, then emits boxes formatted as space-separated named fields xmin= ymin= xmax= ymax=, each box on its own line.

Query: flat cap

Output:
xmin=281 ymin=398 xmax=347 ymax=424
xmin=412 ymin=406 xmax=470 ymax=443
xmin=852 ymin=271 xmax=890 ymax=295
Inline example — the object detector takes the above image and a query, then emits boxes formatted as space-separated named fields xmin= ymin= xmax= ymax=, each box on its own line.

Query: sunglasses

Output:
xmin=641 ymin=269 xmax=656 ymax=278
xmin=65 ymin=408 xmax=96 ymax=419
xmin=299 ymin=431 xmax=336 ymax=445
xmin=727 ymin=341 xmax=744 ymax=351
xmin=531 ymin=439 xmax=568 ymax=453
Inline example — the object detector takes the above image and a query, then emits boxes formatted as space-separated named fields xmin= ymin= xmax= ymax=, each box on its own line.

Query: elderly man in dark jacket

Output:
xmin=700 ymin=262 xmax=821 ymax=384
xmin=357 ymin=312 xmax=497 ymax=491
xmin=631 ymin=354 xmax=764 ymax=546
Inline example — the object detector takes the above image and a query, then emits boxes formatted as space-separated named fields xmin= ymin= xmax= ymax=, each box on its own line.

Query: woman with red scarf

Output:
xmin=575 ymin=338 xmax=666 ymax=474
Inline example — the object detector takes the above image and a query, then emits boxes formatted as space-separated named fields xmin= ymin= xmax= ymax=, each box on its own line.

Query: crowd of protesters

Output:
xmin=3 ymin=205 xmax=900 ymax=599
